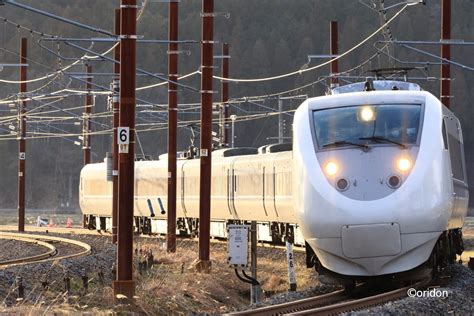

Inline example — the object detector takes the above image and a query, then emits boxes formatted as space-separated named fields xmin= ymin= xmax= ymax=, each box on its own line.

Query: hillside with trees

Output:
xmin=0 ymin=0 xmax=473 ymax=210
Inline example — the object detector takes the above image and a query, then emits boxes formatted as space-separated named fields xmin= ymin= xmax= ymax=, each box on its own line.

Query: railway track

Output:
xmin=0 ymin=232 xmax=91 ymax=269
xmin=228 ymin=279 xmax=430 ymax=316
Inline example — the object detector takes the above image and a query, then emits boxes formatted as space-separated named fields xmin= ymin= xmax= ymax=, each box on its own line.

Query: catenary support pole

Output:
xmin=83 ymin=65 xmax=92 ymax=165
xmin=18 ymin=37 xmax=26 ymax=233
xmin=196 ymin=0 xmax=214 ymax=273
xmin=114 ymin=0 xmax=136 ymax=299
xmin=81 ymin=64 xmax=92 ymax=229
xmin=220 ymin=43 xmax=229 ymax=147
xmin=112 ymin=9 xmax=121 ymax=244
xmin=167 ymin=0 xmax=178 ymax=253
xmin=440 ymin=0 xmax=451 ymax=108
xmin=330 ymin=21 xmax=339 ymax=89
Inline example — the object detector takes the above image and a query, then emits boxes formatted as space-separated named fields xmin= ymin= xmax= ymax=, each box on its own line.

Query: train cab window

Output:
xmin=313 ymin=104 xmax=422 ymax=149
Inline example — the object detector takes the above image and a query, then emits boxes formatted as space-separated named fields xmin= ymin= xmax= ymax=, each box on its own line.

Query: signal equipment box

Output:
xmin=227 ymin=225 xmax=249 ymax=267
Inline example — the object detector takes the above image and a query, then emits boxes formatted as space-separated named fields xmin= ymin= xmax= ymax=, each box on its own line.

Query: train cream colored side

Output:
xmin=273 ymin=153 xmax=293 ymax=223
xmin=178 ymin=152 xmax=295 ymax=222
xmin=135 ymin=161 xmax=169 ymax=217
xmin=80 ymin=151 xmax=297 ymax=224
xmin=231 ymin=152 xmax=294 ymax=222
xmin=178 ymin=157 xmax=237 ymax=219
xmin=80 ymin=164 xmax=112 ymax=217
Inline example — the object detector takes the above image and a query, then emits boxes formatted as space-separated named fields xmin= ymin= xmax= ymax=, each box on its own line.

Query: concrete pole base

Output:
xmin=113 ymin=280 xmax=135 ymax=302
xmin=194 ymin=259 xmax=212 ymax=273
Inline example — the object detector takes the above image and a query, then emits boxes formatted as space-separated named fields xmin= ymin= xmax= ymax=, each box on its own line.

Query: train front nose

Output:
xmin=293 ymin=97 xmax=449 ymax=276
xmin=295 ymin=145 xmax=443 ymax=276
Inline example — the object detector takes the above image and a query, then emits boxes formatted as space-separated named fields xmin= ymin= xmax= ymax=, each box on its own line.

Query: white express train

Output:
xmin=80 ymin=80 xmax=468 ymax=281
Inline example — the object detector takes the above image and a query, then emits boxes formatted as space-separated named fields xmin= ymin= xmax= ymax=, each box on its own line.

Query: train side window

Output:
xmin=446 ymin=120 xmax=464 ymax=181
xmin=442 ymin=119 xmax=448 ymax=150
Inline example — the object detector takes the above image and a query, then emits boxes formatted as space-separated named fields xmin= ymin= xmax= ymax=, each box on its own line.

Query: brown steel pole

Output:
xmin=220 ymin=43 xmax=229 ymax=147
xmin=81 ymin=65 xmax=92 ymax=228
xmin=167 ymin=0 xmax=178 ymax=253
xmin=112 ymin=9 xmax=121 ymax=244
xmin=330 ymin=21 xmax=339 ymax=89
xmin=83 ymin=65 xmax=92 ymax=165
xmin=440 ymin=0 xmax=451 ymax=108
xmin=196 ymin=0 xmax=214 ymax=273
xmin=18 ymin=37 xmax=27 ymax=233
xmin=114 ymin=0 xmax=136 ymax=299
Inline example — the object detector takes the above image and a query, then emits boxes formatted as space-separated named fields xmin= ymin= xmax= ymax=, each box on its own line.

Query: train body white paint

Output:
xmin=80 ymin=80 xmax=468 ymax=279
xmin=293 ymin=81 xmax=468 ymax=278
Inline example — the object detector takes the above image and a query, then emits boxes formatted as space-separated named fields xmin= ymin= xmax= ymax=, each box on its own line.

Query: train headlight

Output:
xmin=324 ymin=161 xmax=339 ymax=176
xmin=397 ymin=157 xmax=412 ymax=172
xmin=359 ymin=106 xmax=376 ymax=122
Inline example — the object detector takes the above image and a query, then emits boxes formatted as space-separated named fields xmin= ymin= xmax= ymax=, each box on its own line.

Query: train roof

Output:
xmin=331 ymin=80 xmax=421 ymax=95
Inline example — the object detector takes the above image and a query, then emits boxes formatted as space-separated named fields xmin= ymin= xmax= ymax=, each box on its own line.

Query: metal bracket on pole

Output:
xmin=214 ymin=55 xmax=231 ymax=59
xmin=119 ymin=35 xmax=141 ymax=40
xmin=200 ymin=12 xmax=230 ymax=18
xmin=120 ymin=4 xmax=141 ymax=8
xmin=166 ymin=50 xmax=191 ymax=55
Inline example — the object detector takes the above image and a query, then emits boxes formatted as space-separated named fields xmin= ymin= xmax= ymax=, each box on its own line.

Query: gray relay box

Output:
xmin=227 ymin=225 xmax=249 ymax=267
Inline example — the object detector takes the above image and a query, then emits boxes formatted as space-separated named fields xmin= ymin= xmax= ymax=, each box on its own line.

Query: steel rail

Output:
xmin=227 ymin=279 xmax=430 ymax=316
xmin=226 ymin=289 xmax=349 ymax=316
xmin=293 ymin=279 xmax=430 ymax=315
xmin=0 ymin=232 xmax=91 ymax=268
xmin=0 ymin=235 xmax=57 ymax=266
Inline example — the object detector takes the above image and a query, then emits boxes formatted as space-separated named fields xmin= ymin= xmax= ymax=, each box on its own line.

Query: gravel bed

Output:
xmin=247 ymin=282 xmax=342 ymax=309
xmin=0 ymin=229 xmax=471 ymax=314
xmin=0 ymin=233 xmax=116 ymax=308
xmin=0 ymin=240 xmax=47 ymax=261
xmin=347 ymin=264 xmax=474 ymax=315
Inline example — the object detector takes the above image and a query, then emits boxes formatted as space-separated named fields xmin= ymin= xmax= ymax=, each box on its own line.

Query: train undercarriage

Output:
xmin=83 ymin=214 xmax=306 ymax=246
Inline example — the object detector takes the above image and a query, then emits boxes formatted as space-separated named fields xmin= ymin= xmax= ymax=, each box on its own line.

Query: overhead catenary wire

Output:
xmin=0 ymin=43 xmax=386 ymax=135
xmin=214 ymin=46 xmax=386 ymax=103
xmin=0 ymin=108 xmax=298 ymax=142
xmin=204 ymin=4 xmax=408 ymax=83
xmin=0 ymin=1 xmax=148 ymax=85
xmin=0 ymin=2 xmax=444 ymax=149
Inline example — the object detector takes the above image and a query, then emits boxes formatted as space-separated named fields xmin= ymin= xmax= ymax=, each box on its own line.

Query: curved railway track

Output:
xmin=0 ymin=232 xmax=91 ymax=269
xmin=228 ymin=279 xmax=431 ymax=316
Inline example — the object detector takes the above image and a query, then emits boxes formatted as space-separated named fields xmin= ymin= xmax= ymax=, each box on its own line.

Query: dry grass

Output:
xmin=5 ymin=227 xmax=474 ymax=314
xmin=132 ymin=238 xmax=317 ymax=315
xmin=0 ymin=237 xmax=318 ymax=315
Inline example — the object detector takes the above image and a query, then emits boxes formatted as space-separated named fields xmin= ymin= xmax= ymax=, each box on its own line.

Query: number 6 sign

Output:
xmin=117 ymin=127 xmax=130 ymax=145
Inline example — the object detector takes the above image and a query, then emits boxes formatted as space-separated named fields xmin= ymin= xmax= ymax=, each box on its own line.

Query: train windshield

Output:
xmin=313 ymin=104 xmax=422 ymax=149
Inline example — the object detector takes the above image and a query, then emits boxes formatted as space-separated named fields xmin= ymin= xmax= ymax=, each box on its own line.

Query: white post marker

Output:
xmin=117 ymin=127 xmax=129 ymax=153
xmin=286 ymin=241 xmax=297 ymax=291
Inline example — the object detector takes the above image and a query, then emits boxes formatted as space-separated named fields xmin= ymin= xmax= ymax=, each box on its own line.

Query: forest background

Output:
xmin=0 ymin=0 xmax=473 ymax=211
